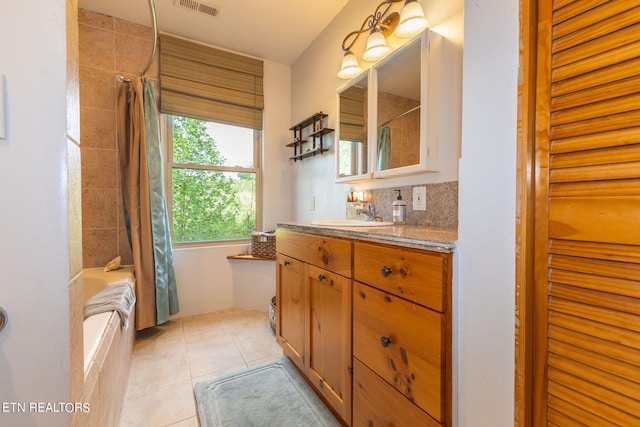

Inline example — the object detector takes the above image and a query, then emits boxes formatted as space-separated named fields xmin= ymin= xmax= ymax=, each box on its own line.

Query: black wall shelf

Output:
xmin=288 ymin=112 xmax=334 ymax=161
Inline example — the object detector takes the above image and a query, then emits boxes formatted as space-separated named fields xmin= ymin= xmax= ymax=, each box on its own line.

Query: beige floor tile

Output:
xmin=126 ymin=347 xmax=191 ymax=397
xmin=136 ymin=319 xmax=185 ymax=343
xmin=183 ymin=323 xmax=230 ymax=347
xmin=187 ymin=340 xmax=247 ymax=379
xmin=167 ymin=416 xmax=199 ymax=427
xmin=119 ymin=379 xmax=196 ymax=427
xmin=182 ymin=311 xmax=224 ymax=331
xmin=236 ymin=333 xmax=282 ymax=364
xmin=132 ymin=333 xmax=187 ymax=361
xmin=225 ymin=313 xmax=272 ymax=341
xmin=119 ymin=309 xmax=279 ymax=427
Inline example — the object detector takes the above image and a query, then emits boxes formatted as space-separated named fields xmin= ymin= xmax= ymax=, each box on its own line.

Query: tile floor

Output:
xmin=118 ymin=308 xmax=283 ymax=426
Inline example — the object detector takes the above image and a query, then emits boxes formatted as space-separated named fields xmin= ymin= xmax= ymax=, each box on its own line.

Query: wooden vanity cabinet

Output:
xmin=276 ymin=228 xmax=452 ymax=427
xmin=276 ymin=229 xmax=352 ymax=424
xmin=353 ymin=241 xmax=452 ymax=426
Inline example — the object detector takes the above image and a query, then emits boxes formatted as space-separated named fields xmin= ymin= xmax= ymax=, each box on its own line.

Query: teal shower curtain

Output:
xmin=118 ymin=76 xmax=179 ymax=329
xmin=377 ymin=125 xmax=391 ymax=171
xmin=143 ymin=78 xmax=179 ymax=325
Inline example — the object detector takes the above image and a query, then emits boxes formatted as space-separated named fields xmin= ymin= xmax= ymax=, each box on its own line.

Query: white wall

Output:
xmin=172 ymin=59 xmax=291 ymax=318
xmin=290 ymin=0 xmax=519 ymax=426
xmin=0 ymin=2 xmax=73 ymax=426
xmin=457 ymin=0 xmax=518 ymax=425
xmin=290 ymin=0 xmax=464 ymax=223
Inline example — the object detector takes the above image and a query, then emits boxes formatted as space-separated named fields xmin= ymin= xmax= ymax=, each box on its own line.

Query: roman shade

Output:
xmin=160 ymin=34 xmax=264 ymax=130
xmin=340 ymin=85 xmax=366 ymax=142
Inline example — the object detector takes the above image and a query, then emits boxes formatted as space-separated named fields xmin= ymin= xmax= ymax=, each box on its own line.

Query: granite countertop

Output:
xmin=276 ymin=222 xmax=458 ymax=253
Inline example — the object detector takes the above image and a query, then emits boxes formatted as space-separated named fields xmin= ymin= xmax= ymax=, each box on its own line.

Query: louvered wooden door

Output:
xmin=533 ymin=0 xmax=640 ymax=425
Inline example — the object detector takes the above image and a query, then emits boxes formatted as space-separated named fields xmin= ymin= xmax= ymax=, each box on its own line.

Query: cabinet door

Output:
xmin=353 ymin=281 xmax=444 ymax=422
xmin=306 ymin=264 xmax=352 ymax=424
xmin=276 ymin=254 xmax=306 ymax=371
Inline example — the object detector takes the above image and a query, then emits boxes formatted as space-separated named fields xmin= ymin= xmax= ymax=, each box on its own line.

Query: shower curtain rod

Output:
xmin=116 ymin=0 xmax=158 ymax=83
xmin=380 ymin=105 xmax=420 ymax=127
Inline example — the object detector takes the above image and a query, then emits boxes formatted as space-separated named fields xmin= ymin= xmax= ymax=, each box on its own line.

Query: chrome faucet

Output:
xmin=356 ymin=202 xmax=383 ymax=222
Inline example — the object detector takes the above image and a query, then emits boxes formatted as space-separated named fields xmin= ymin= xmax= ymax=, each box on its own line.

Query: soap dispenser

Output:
xmin=392 ymin=190 xmax=406 ymax=224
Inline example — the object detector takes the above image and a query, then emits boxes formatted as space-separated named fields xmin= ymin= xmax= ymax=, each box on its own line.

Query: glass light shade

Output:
xmin=338 ymin=51 xmax=363 ymax=79
xmin=395 ymin=0 xmax=429 ymax=38
xmin=362 ymin=29 xmax=391 ymax=61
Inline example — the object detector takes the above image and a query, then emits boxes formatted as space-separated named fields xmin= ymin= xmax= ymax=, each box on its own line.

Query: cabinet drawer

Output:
xmin=354 ymin=241 xmax=449 ymax=312
xmin=353 ymin=282 xmax=445 ymax=422
xmin=353 ymin=358 xmax=442 ymax=427
xmin=276 ymin=229 xmax=352 ymax=277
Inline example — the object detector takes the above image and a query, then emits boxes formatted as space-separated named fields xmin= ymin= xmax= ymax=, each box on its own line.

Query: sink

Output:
xmin=310 ymin=219 xmax=394 ymax=227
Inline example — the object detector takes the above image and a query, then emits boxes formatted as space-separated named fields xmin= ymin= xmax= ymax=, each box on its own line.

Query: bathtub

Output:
xmin=83 ymin=266 xmax=135 ymax=372
xmin=79 ymin=267 xmax=136 ymax=426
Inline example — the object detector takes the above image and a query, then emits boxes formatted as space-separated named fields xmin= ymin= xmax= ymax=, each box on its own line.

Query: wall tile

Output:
xmin=81 ymin=147 xmax=117 ymax=189
xmin=115 ymin=19 xmax=154 ymax=40
xmin=68 ymin=139 xmax=83 ymax=276
xmin=79 ymin=24 xmax=115 ymax=70
xmin=83 ymin=228 xmax=118 ymax=268
xmin=82 ymin=188 xmax=118 ymax=229
xmin=80 ymin=106 xmax=116 ymax=149
xmin=79 ymin=65 xmax=116 ymax=110
xmin=69 ymin=272 xmax=84 ymax=405
xmin=78 ymin=9 xmax=114 ymax=30
xmin=115 ymin=32 xmax=157 ymax=77
xmin=67 ymin=4 xmax=80 ymax=144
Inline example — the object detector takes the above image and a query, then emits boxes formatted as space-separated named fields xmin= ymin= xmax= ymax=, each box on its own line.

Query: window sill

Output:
xmin=227 ymin=254 xmax=275 ymax=261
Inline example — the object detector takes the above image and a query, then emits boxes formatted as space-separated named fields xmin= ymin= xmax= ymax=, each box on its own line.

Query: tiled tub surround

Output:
xmin=75 ymin=268 xmax=136 ymax=427
xmin=350 ymin=181 xmax=458 ymax=229
xmin=78 ymin=9 xmax=159 ymax=268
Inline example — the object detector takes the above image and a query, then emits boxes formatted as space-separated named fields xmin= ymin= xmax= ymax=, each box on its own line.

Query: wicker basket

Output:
xmin=251 ymin=231 xmax=276 ymax=259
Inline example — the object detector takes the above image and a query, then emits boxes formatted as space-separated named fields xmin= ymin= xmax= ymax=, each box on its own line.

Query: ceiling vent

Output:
xmin=174 ymin=0 xmax=220 ymax=18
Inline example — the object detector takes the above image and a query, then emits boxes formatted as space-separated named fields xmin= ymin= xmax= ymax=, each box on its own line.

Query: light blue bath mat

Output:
xmin=194 ymin=357 xmax=341 ymax=427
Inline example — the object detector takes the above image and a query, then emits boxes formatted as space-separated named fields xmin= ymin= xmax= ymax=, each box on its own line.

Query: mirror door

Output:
xmin=336 ymin=72 xmax=370 ymax=182
xmin=373 ymin=31 xmax=437 ymax=178
xmin=375 ymin=38 xmax=421 ymax=172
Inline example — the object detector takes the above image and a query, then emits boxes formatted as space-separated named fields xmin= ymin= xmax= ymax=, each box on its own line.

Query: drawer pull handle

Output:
xmin=381 ymin=266 xmax=393 ymax=277
xmin=380 ymin=336 xmax=392 ymax=348
xmin=284 ymin=260 xmax=290 ymax=266
xmin=318 ymin=274 xmax=326 ymax=282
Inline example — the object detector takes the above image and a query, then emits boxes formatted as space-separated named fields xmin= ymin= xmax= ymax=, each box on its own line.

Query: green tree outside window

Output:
xmin=171 ymin=116 xmax=256 ymax=243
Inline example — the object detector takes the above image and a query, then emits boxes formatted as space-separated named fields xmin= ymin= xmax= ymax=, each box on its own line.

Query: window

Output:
xmin=165 ymin=114 xmax=261 ymax=244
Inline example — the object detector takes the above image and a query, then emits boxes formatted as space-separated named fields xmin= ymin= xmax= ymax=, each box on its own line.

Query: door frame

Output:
xmin=515 ymin=0 xmax=539 ymax=425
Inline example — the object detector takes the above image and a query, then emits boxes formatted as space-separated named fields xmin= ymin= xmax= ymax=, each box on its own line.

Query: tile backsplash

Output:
xmin=350 ymin=181 xmax=458 ymax=229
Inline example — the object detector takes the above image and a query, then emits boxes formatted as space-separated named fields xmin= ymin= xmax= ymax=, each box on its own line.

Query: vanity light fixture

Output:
xmin=337 ymin=0 xmax=429 ymax=78
xmin=362 ymin=27 xmax=392 ymax=61
xmin=396 ymin=0 xmax=429 ymax=37
xmin=337 ymin=50 xmax=363 ymax=79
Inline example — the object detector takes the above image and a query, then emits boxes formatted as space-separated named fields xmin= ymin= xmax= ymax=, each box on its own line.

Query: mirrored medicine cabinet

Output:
xmin=336 ymin=29 xmax=442 ymax=182
xmin=337 ymin=73 xmax=369 ymax=180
